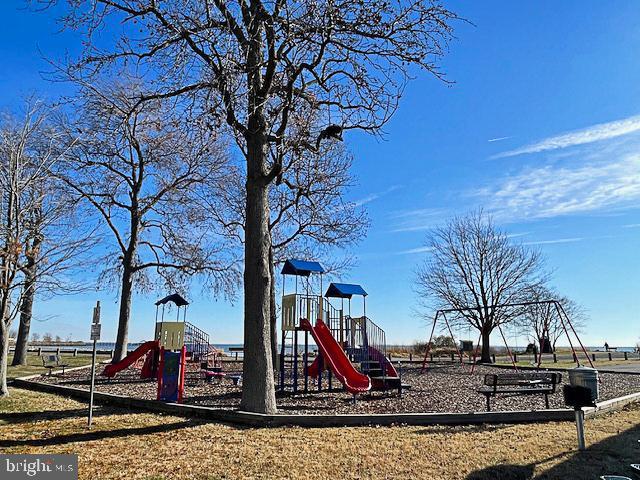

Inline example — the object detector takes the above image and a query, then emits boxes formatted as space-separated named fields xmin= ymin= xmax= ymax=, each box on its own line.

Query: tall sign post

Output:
xmin=88 ymin=301 xmax=101 ymax=428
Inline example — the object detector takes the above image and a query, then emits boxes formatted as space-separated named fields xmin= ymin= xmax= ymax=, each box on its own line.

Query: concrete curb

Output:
xmin=584 ymin=391 xmax=640 ymax=418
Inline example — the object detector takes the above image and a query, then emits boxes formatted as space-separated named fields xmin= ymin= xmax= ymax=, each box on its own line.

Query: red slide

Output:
xmin=300 ymin=318 xmax=371 ymax=394
xmin=102 ymin=340 xmax=159 ymax=378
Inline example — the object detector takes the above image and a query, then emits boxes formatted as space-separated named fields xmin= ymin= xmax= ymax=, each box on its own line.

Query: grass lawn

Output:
xmin=1 ymin=388 xmax=640 ymax=479
xmin=6 ymin=353 xmax=111 ymax=381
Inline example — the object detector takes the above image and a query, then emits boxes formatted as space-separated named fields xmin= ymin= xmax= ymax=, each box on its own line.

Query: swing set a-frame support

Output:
xmin=420 ymin=300 xmax=594 ymax=374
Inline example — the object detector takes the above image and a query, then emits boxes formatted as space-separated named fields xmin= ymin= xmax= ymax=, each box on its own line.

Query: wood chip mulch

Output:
xmin=36 ymin=361 xmax=640 ymax=415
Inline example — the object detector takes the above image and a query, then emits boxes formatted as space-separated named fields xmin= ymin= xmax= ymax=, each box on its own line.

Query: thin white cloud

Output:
xmin=623 ymin=223 xmax=640 ymax=228
xmin=478 ymin=154 xmax=640 ymax=220
xmin=352 ymin=184 xmax=402 ymax=207
xmin=488 ymin=136 xmax=511 ymax=143
xmin=396 ymin=246 xmax=435 ymax=255
xmin=389 ymin=208 xmax=445 ymax=232
xmin=492 ymin=115 xmax=640 ymax=159
xmin=523 ymin=237 xmax=583 ymax=246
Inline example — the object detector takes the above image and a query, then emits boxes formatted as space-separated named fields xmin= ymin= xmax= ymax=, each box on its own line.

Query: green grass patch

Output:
xmin=6 ymin=353 xmax=111 ymax=381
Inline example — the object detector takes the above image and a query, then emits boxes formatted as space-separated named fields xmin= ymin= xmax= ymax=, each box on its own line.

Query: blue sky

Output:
xmin=0 ymin=1 xmax=638 ymax=347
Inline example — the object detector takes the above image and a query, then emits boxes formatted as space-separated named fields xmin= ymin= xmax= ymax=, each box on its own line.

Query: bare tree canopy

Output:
xmin=519 ymin=284 xmax=586 ymax=353
xmin=0 ymin=101 xmax=87 ymax=394
xmin=10 ymin=137 xmax=96 ymax=366
xmin=213 ymin=132 xmax=369 ymax=256
xmin=415 ymin=210 xmax=546 ymax=362
xmin=54 ymin=78 xmax=240 ymax=362
xmin=43 ymin=0 xmax=460 ymax=413
xmin=211 ymin=123 xmax=369 ymax=369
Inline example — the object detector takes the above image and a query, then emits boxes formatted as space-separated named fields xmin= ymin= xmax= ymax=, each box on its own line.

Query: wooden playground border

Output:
xmin=12 ymin=365 xmax=640 ymax=428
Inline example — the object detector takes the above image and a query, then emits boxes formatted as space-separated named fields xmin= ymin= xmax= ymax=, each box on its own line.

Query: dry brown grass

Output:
xmin=1 ymin=387 xmax=639 ymax=479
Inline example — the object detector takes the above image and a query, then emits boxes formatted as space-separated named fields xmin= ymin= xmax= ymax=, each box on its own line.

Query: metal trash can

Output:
xmin=566 ymin=366 xmax=599 ymax=451
xmin=568 ymin=366 xmax=599 ymax=403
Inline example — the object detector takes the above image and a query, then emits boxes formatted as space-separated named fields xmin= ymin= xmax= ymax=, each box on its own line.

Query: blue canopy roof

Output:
xmin=325 ymin=283 xmax=367 ymax=298
xmin=281 ymin=259 xmax=325 ymax=276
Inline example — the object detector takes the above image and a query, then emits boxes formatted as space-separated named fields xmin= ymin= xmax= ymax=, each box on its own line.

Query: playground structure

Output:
xmin=102 ymin=293 xmax=213 ymax=402
xmin=420 ymin=300 xmax=595 ymax=373
xmin=279 ymin=259 xmax=403 ymax=397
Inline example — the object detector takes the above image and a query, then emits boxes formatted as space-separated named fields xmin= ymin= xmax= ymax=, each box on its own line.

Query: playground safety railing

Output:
xmin=184 ymin=321 xmax=210 ymax=361
xmin=323 ymin=298 xmax=346 ymax=344
xmin=344 ymin=315 xmax=388 ymax=373
xmin=282 ymin=294 xmax=330 ymax=331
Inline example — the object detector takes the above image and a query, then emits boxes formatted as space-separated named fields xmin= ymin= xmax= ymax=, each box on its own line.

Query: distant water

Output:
xmin=34 ymin=342 xmax=244 ymax=353
xmin=496 ymin=346 xmax=636 ymax=353
xmin=34 ymin=341 xmax=317 ymax=355
xmin=33 ymin=342 xmax=638 ymax=354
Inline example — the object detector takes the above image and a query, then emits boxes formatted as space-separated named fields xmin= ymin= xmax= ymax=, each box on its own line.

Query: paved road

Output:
xmin=597 ymin=363 xmax=640 ymax=374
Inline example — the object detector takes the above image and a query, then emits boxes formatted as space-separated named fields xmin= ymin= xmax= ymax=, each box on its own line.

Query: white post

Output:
xmin=88 ymin=300 xmax=101 ymax=428
xmin=575 ymin=409 xmax=586 ymax=450
xmin=88 ymin=337 xmax=97 ymax=428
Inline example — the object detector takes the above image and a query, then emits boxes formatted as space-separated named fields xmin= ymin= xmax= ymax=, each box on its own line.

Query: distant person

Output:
xmin=604 ymin=342 xmax=610 ymax=352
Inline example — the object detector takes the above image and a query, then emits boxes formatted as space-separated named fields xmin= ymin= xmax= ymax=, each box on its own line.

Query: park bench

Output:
xmin=41 ymin=354 xmax=70 ymax=376
xmin=477 ymin=372 xmax=562 ymax=411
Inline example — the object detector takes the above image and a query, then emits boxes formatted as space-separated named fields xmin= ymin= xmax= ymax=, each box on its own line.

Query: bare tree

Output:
xmin=0 ymin=102 xmax=77 ymax=396
xmin=55 ymin=78 xmax=239 ymax=362
xmin=211 ymin=128 xmax=368 ymax=369
xmin=415 ymin=211 xmax=546 ymax=363
xmin=518 ymin=284 xmax=586 ymax=353
xmin=46 ymin=0 xmax=459 ymax=413
xmin=11 ymin=137 xmax=95 ymax=366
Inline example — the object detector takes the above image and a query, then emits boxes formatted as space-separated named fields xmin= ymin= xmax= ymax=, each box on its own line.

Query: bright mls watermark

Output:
xmin=0 ymin=455 xmax=78 ymax=479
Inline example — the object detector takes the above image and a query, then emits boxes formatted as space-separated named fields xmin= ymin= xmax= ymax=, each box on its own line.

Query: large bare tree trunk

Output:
xmin=239 ymin=8 xmax=277 ymax=414
xmin=11 ymin=277 xmax=35 ymax=366
xmin=269 ymin=247 xmax=278 ymax=373
xmin=240 ymin=131 xmax=277 ymax=414
xmin=12 ymin=238 xmax=39 ymax=366
xmin=113 ymin=264 xmax=134 ymax=362
xmin=480 ymin=325 xmax=492 ymax=363
xmin=0 ymin=315 xmax=10 ymax=397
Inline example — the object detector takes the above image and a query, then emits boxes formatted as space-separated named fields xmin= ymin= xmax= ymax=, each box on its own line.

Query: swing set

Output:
xmin=420 ymin=300 xmax=594 ymax=374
